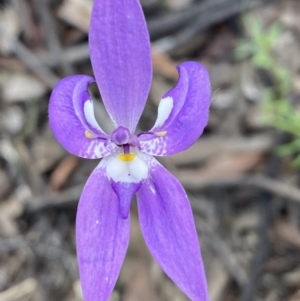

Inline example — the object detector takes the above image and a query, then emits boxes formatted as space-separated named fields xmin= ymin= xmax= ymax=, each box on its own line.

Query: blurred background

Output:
xmin=0 ymin=0 xmax=300 ymax=300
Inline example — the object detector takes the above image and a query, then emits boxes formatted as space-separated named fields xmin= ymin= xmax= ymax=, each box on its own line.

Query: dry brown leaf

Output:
xmin=274 ymin=221 xmax=300 ymax=250
xmin=170 ymin=135 xmax=272 ymax=165
xmin=176 ymin=152 xmax=265 ymax=185
xmin=208 ymin=259 xmax=230 ymax=301
xmin=50 ymin=156 xmax=81 ymax=191
xmin=152 ymin=48 xmax=178 ymax=81
xmin=120 ymin=211 xmax=159 ymax=301
xmin=199 ymin=153 xmax=263 ymax=176
xmin=32 ymin=125 xmax=65 ymax=173
xmin=0 ymin=278 xmax=37 ymax=301
xmin=57 ymin=0 xmax=92 ymax=33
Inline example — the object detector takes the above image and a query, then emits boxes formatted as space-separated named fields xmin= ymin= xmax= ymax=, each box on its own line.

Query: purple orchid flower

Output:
xmin=49 ymin=0 xmax=211 ymax=300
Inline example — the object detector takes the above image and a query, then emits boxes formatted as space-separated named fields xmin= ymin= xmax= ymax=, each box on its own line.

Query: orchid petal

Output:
xmin=49 ymin=75 xmax=117 ymax=158
xmin=89 ymin=0 xmax=152 ymax=132
xmin=76 ymin=160 xmax=130 ymax=301
xmin=136 ymin=157 xmax=208 ymax=301
xmin=105 ymin=153 xmax=149 ymax=218
xmin=140 ymin=62 xmax=211 ymax=156
xmin=111 ymin=181 xmax=141 ymax=218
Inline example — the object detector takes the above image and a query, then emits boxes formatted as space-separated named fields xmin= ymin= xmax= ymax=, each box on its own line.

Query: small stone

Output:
xmin=2 ymin=73 xmax=46 ymax=103
xmin=1 ymin=105 xmax=24 ymax=134
xmin=0 ymin=8 xmax=19 ymax=55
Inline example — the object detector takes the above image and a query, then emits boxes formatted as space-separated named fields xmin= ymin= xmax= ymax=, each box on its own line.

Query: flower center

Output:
xmin=105 ymin=127 xmax=149 ymax=191
xmin=111 ymin=126 xmax=131 ymax=145
xmin=109 ymin=126 xmax=141 ymax=160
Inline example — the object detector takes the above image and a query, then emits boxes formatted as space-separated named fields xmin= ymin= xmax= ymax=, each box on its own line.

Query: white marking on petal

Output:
xmin=106 ymin=154 xmax=148 ymax=183
xmin=129 ymin=156 xmax=148 ymax=180
xmin=140 ymin=139 xmax=167 ymax=156
xmin=153 ymin=96 xmax=173 ymax=128
xmin=86 ymin=140 xmax=95 ymax=155
xmin=83 ymin=100 xmax=101 ymax=130
xmin=94 ymin=143 xmax=103 ymax=158
xmin=150 ymin=185 xmax=156 ymax=195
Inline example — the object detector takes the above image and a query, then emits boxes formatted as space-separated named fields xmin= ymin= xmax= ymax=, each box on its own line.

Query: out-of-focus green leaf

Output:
xmin=235 ymin=41 xmax=256 ymax=59
xmin=266 ymin=23 xmax=282 ymax=45
xmin=252 ymin=51 xmax=273 ymax=68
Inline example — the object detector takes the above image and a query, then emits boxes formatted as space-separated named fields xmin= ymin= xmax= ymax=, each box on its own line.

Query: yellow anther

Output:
xmin=155 ymin=131 xmax=167 ymax=137
xmin=85 ymin=130 xmax=95 ymax=139
xmin=118 ymin=153 xmax=136 ymax=162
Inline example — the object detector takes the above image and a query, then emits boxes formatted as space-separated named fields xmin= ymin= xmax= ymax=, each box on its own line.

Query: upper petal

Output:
xmin=49 ymin=75 xmax=117 ymax=158
xmin=76 ymin=161 xmax=130 ymax=301
xmin=136 ymin=157 xmax=208 ymax=301
xmin=89 ymin=0 xmax=152 ymax=132
xmin=139 ymin=62 xmax=211 ymax=155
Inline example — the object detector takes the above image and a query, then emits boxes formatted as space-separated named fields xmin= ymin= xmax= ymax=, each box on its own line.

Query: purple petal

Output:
xmin=105 ymin=153 xmax=149 ymax=218
xmin=89 ymin=0 xmax=152 ymax=132
xmin=111 ymin=181 xmax=141 ymax=218
xmin=139 ymin=62 xmax=211 ymax=155
xmin=136 ymin=157 xmax=208 ymax=301
xmin=49 ymin=75 xmax=117 ymax=158
xmin=76 ymin=161 xmax=130 ymax=301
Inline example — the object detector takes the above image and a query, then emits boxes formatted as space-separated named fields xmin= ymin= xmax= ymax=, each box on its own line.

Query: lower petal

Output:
xmin=111 ymin=181 xmax=141 ymax=218
xmin=76 ymin=161 xmax=130 ymax=301
xmin=136 ymin=157 xmax=208 ymax=301
xmin=104 ymin=152 xmax=149 ymax=218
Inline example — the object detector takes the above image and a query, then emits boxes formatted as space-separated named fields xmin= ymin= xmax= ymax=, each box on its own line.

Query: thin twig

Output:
xmin=32 ymin=0 xmax=74 ymax=75
xmin=0 ymin=278 xmax=37 ymax=301
xmin=153 ymin=0 xmax=277 ymax=53
xmin=238 ymin=134 xmax=284 ymax=301
xmin=178 ymin=174 xmax=300 ymax=205
xmin=0 ymin=22 xmax=59 ymax=88
xmin=25 ymin=170 xmax=300 ymax=216
xmin=195 ymin=216 xmax=248 ymax=288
